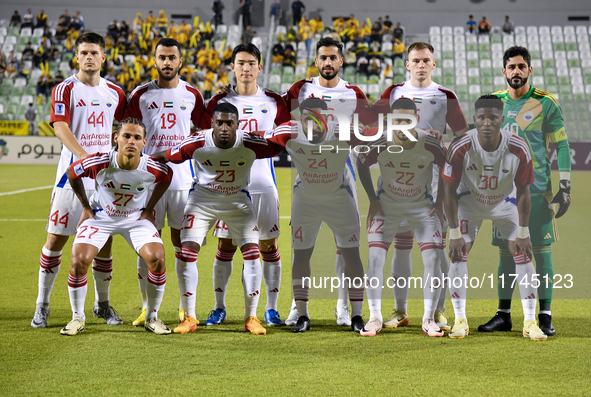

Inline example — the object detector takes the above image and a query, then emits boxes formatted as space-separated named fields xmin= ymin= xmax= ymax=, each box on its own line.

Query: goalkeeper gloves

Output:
xmin=549 ymin=179 xmax=571 ymax=218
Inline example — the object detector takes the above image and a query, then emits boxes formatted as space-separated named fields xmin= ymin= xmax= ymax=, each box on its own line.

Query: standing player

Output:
xmin=357 ymin=98 xmax=446 ymax=337
xmin=283 ymin=37 xmax=376 ymax=326
xmin=153 ymin=103 xmax=284 ymax=335
xmin=31 ymin=32 xmax=127 ymax=328
xmin=479 ymin=46 xmax=571 ymax=336
xmin=371 ymin=41 xmax=468 ymax=331
xmin=199 ymin=43 xmax=291 ymax=326
xmin=443 ymin=95 xmax=546 ymax=341
xmin=125 ymin=38 xmax=205 ymax=327
xmin=269 ymin=98 xmax=367 ymax=333
xmin=60 ymin=119 xmax=173 ymax=336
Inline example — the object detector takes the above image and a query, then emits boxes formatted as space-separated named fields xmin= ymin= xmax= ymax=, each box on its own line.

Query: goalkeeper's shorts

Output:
xmin=491 ymin=195 xmax=557 ymax=247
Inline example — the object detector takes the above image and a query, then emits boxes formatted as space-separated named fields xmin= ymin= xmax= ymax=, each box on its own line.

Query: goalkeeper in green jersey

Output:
xmin=479 ymin=46 xmax=571 ymax=337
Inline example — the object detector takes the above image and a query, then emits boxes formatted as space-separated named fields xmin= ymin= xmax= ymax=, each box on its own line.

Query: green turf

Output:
xmin=1 ymin=165 xmax=590 ymax=395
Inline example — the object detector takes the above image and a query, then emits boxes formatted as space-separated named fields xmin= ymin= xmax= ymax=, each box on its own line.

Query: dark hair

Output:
xmin=316 ymin=37 xmax=343 ymax=56
xmin=213 ymin=102 xmax=239 ymax=118
xmin=391 ymin=97 xmax=417 ymax=112
xmin=407 ymin=41 xmax=434 ymax=55
xmin=300 ymin=97 xmax=328 ymax=111
xmin=231 ymin=43 xmax=261 ymax=64
xmin=155 ymin=38 xmax=182 ymax=56
xmin=116 ymin=117 xmax=147 ymax=137
xmin=469 ymin=14 xmax=473 ymax=18
xmin=474 ymin=94 xmax=504 ymax=112
xmin=75 ymin=32 xmax=105 ymax=51
xmin=503 ymin=45 xmax=531 ymax=68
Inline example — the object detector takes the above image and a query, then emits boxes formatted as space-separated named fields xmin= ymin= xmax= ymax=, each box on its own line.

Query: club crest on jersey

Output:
xmin=164 ymin=102 xmax=173 ymax=108
xmin=180 ymin=101 xmax=187 ymax=111
xmin=417 ymin=162 xmax=426 ymax=169
xmin=502 ymin=166 xmax=509 ymax=174
xmin=507 ymin=111 xmax=519 ymax=119
xmin=73 ymin=163 xmax=84 ymax=176
xmin=55 ymin=103 xmax=65 ymax=116
xmin=120 ymin=183 xmax=131 ymax=190
xmin=429 ymin=97 xmax=437 ymax=105
xmin=106 ymin=99 xmax=113 ymax=108
xmin=443 ymin=162 xmax=453 ymax=177
xmin=339 ymin=95 xmax=346 ymax=103
xmin=237 ymin=158 xmax=246 ymax=166
xmin=243 ymin=107 xmax=253 ymax=115
xmin=92 ymin=99 xmax=100 ymax=106
xmin=523 ymin=111 xmax=534 ymax=121
xmin=136 ymin=183 xmax=146 ymax=192
xmin=260 ymin=106 xmax=268 ymax=114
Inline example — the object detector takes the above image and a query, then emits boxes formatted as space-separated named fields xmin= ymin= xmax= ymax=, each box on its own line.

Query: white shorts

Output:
xmin=46 ymin=187 xmax=94 ymax=236
xmin=181 ymin=200 xmax=260 ymax=247
xmin=73 ymin=218 xmax=163 ymax=253
xmin=458 ymin=199 xmax=518 ymax=243
xmin=153 ymin=188 xmax=189 ymax=230
xmin=291 ymin=191 xmax=360 ymax=250
xmin=213 ymin=191 xmax=280 ymax=240
xmin=367 ymin=204 xmax=442 ymax=245
xmin=395 ymin=210 xmax=448 ymax=234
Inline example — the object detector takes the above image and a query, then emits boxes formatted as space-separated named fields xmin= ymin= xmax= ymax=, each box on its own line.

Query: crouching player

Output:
xmin=357 ymin=98 xmax=447 ymax=337
xmin=442 ymin=95 xmax=546 ymax=341
xmin=60 ymin=118 xmax=173 ymax=336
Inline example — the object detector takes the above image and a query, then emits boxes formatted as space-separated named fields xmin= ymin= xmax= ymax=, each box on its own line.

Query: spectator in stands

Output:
xmin=36 ymin=10 xmax=48 ymax=28
xmin=286 ymin=25 xmax=298 ymax=42
xmin=72 ymin=11 xmax=85 ymax=31
xmin=392 ymin=38 xmax=406 ymax=59
xmin=283 ymin=47 xmax=296 ymax=67
xmin=223 ymin=45 xmax=233 ymax=65
xmin=310 ymin=16 xmax=324 ymax=35
xmin=60 ymin=9 xmax=71 ymax=27
xmin=214 ymin=64 xmax=229 ymax=93
xmin=270 ymin=0 xmax=282 ymax=24
xmin=466 ymin=15 xmax=476 ymax=34
xmin=242 ymin=26 xmax=254 ymax=45
xmin=55 ymin=17 xmax=69 ymax=40
xmin=43 ymin=27 xmax=53 ymax=41
xmin=306 ymin=60 xmax=318 ymax=79
xmin=502 ymin=15 xmax=514 ymax=34
xmin=299 ymin=18 xmax=313 ymax=56
xmin=49 ymin=46 xmax=60 ymax=61
xmin=107 ymin=21 xmax=120 ymax=41
xmin=36 ymin=73 xmax=51 ymax=97
xmin=156 ymin=10 xmax=168 ymax=35
xmin=22 ymin=9 xmax=34 ymax=29
xmin=0 ymin=53 xmax=6 ymax=77
xmin=382 ymin=16 xmax=393 ymax=36
xmin=343 ymin=47 xmax=357 ymax=69
xmin=213 ymin=0 xmax=225 ymax=28
xmin=120 ymin=20 xmax=130 ymax=38
xmin=347 ymin=14 xmax=359 ymax=31
xmin=167 ymin=21 xmax=178 ymax=39
xmin=178 ymin=21 xmax=191 ymax=46
xmin=478 ymin=16 xmax=491 ymax=35
xmin=25 ymin=103 xmax=37 ymax=135
xmin=241 ymin=0 xmax=252 ymax=30
xmin=54 ymin=71 xmax=64 ymax=86
xmin=10 ymin=11 xmax=22 ymax=27
xmin=291 ymin=0 xmax=305 ymax=26
xmin=357 ymin=55 xmax=368 ymax=75
xmin=368 ymin=41 xmax=382 ymax=58
xmin=22 ymin=43 xmax=34 ymax=60
xmin=371 ymin=21 xmax=383 ymax=43
xmin=367 ymin=57 xmax=381 ymax=78
xmin=333 ymin=16 xmax=346 ymax=35
xmin=145 ymin=11 xmax=156 ymax=27
xmin=133 ymin=13 xmax=143 ymax=35
xmin=393 ymin=22 xmax=404 ymax=41
xmin=252 ymin=31 xmax=262 ymax=50
xmin=357 ymin=21 xmax=371 ymax=44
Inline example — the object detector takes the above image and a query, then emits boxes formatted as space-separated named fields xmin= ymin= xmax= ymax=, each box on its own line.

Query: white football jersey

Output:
xmin=167 ymin=129 xmax=283 ymax=205
xmin=201 ymin=85 xmax=291 ymax=194
xmin=372 ymin=81 xmax=467 ymax=135
xmin=443 ymin=129 xmax=535 ymax=213
xmin=126 ymin=79 xmax=205 ymax=190
xmin=358 ymin=128 xmax=447 ymax=208
xmin=51 ymin=75 xmax=127 ymax=190
xmin=69 ymin=150 xmax=172 ymax=221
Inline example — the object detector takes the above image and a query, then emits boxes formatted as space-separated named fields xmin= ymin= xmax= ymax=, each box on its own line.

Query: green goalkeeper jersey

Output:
xmin=494 ymin=86 xmax=570 ymax=196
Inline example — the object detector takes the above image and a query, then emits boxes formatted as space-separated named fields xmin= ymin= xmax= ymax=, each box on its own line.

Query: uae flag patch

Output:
xmin=220 ymin=160 xmax=230 ymax=166
xmin=164 ymin=102 xmax=174 ymax=108
xmin=243 ymin=108 xmax=253 ymax=115
xmin=483 ymin=165 xmax=494 ymax=172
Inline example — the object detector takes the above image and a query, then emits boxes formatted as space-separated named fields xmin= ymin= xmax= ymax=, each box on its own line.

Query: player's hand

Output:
xmin=429 ymin=202 xmax=446 ymax=227
xmin=366 ymin=199 xmax=385 ymax=230
xmin=220 ymin=84 xmax=231 ymax=94
xmin=448 ymin=237 xmax=466 ymax=263
xmin=139 ymin=209 xmax=157 ymax=228
xmin=425 ymin=128 xmax=444 ymax=143
xmin=77 ymin=207 xmax=95 ymax=229
xmin=515 ymin=236 xmax=533 ymax=261
xmin=549 ymin=179 xmax=571 ymax=218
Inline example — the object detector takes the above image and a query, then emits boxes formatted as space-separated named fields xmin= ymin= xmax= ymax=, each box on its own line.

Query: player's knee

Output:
xmin=45 ymin=233 xmax=68 ymax=251
xmin=218 ymin=238 xmax=236 ymax=250
xmin=147 ymin=250 xmax=166 ymax=273
xmin=395 ymin=230 xmax=414 ymax=238
xmin=70 ymin=251 xmax=93 ymax=275
xmin=259 ymin=238 xmax=278 ymax=253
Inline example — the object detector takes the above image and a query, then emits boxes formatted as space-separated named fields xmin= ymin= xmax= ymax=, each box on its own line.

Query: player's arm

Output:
xmin=546 ymin=104 xmax=571 ymax=217
xmin=66 ymin=160 xmax=95 ymax=227
xmin=54 ymin=121 xmax=89 ymax=160
xmin=443 ymin=178 xmax=464 ymax=262
xmin=356 ymin=156 xmax=384 ymax=229
xmin=515 ymin=185 xmax=533 ymax=260
xmin=140 ymin=168 xmax=172 ymax=225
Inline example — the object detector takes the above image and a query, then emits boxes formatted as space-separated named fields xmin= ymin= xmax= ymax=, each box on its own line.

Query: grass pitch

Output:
xmin=0 ymin=164 xmax=590 ymax=396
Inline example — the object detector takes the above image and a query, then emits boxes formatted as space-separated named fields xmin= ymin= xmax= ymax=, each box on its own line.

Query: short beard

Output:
xmin=157 ymin=67 xmax=179 ymax=81
xmin=507 ymin=75 xmax=528 ymax=89
xmin=319 ymin=68 xmax=338 ymax=81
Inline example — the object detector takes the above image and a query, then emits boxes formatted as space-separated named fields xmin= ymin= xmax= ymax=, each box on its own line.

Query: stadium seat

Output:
xmin=443 ymin=76 xmax=455 ymax=86
xmin=493 ymin=76 xmax=506 ymax=90
xmin=14 ymin=77 xmax=26 ymax=88
xmin=532 ymin=76 xmax=545 ymax=87
xmin=283 ymin=66 xmax=294 ymax=76
xmin=555 ymin=50 xmax=566 ymax=59
xmin=269 ymin=74 xmax=281 ymax=84
xmin=545 ymin=75 xmax=557 ymax=85
xmin=455 ymin=42 xmax=466 ymax=52
xmin=24 ymin=86 xmax=36 ymax=96
xmin=456 ymin=59 xmax=466 ymax=68
xmin=429 ymin=26 xmax=441 ymax=36
xmin=20 ymin=27 xmax=32 ymax=38
xmin=454 ymin=51 xmax=466 ymax=60
xmin=490 ymin=34 xmax=502 ymax=44
xmin=554 ymin=42 xmax=566 ymax=51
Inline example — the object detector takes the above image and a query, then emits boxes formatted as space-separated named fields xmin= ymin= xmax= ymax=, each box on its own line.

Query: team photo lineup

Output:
xmin=30 ymin=20 xmax=573 ymax=342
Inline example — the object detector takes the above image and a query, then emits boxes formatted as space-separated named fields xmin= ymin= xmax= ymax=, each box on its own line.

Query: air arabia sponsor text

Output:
xmin=150 ymin=134 xmax=186 ymax=148
xmin=471 ymin=189 xmax=506 ymax=205
xmin=206 ymin=183 xmax=243 ymax=194
xmin=104 ymin=204 xmax=142 ymax=218
xmin=302 ymin=171 xmax=338 ymax=184
xmin=80 ymin=133 xmax=110 ymax=147
xmin=387 ymin=184 xmax=422 ymax=197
